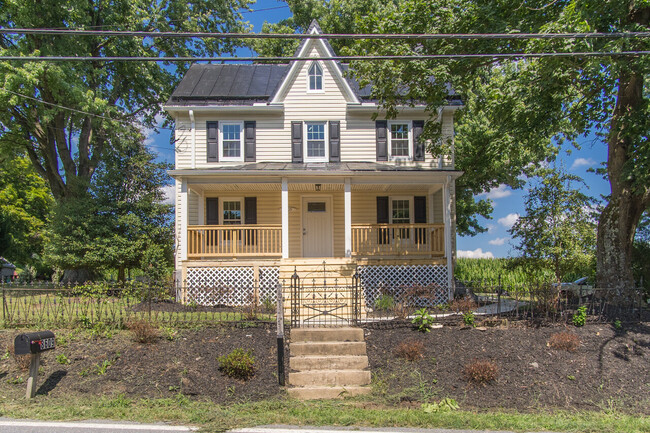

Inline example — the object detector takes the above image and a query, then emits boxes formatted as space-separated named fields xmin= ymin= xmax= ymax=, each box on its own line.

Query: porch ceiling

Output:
xmin=190 ymin=183 xmax=441 ymax=193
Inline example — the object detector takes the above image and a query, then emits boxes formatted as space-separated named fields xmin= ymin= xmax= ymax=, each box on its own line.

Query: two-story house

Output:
xmin=165 ymin=21 xmax=462 ymax=317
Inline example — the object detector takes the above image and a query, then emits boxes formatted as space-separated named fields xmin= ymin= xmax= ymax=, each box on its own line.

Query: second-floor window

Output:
xmin=220 ymin=122 xmax=243 ymax=161
xmin=308 ymin=62 xmax=323 ymax=91
xmin=389 ymin=122 xmax=411 ymax=159
xmin=305 ymin=122 xmax=328 ymax=162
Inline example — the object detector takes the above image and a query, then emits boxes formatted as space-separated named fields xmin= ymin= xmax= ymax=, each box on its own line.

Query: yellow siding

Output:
xmin=196 ymin=191 xmax=282 ymax=226
xmin=351 ymin=190 xmax=437 ymax=225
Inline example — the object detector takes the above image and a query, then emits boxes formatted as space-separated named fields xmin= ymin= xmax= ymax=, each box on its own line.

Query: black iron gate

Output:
xmin=290 ymin=268 xmax=361 ymax=328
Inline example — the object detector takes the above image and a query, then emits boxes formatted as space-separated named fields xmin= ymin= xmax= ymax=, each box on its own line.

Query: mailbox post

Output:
xmin=14 ymin=331 xmax=55 ymax=398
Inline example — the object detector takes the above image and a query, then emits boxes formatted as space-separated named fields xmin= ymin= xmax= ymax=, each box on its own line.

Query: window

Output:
xmin=307 ymin=202 xmax=326 ymax=212
xmin=389 ymin=122 xmax=411 ymax=159
xmin=220 ymin=122 xmax=243 ymax=161
xmin=305 ymin=122 xmax=328 ymax=162
xmin=391 ymin=198 xmax=412 ymax=239
xmin=222 ymin=200 xmax=242 ymax=225
xmin=308 ymin=62 xmax=323 ymax=91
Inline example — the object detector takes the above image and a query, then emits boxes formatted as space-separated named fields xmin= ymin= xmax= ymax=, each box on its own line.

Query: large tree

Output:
xmin=259 ymin=0 xmax=649 ymax=288
xmin=0 ymin=0 xmax=251 ymax=202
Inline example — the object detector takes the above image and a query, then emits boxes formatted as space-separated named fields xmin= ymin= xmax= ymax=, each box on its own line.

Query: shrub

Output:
xmin=572 ymin=306 xmax=587 ymax=327
xmin=462 ymin=359 xmax=499 ymax=385
xmin=462 ymin=311 xmax=476 ymax=327
xmin=218 ymin=348 xmax=255 ymax=380
xmin=394 ymin=339 xmax=425 ymax=361
xmin=450 ymin=297 xmax=477 ymax=314
xmin=374 ymin=294 xmax=395 ymax=311
xmin=548 ymin=331 xmax=580 ymax=352
xmin=126 ymin=319 xmax=159 ymax=343
xmin=412 ymin=308 xmax=435 ymax=332
xmin=6 ymin=344 xmax=31 ymax=371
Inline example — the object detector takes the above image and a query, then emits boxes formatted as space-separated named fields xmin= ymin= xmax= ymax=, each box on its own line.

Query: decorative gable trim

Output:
xmin=269 ymin=20 xmax=361 ymax=105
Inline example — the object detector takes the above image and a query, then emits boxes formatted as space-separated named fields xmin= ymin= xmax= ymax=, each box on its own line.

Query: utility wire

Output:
xmin=2 ymin=28 xmax=650 ymax=40
xmin=2 ymin=51 xmax=650 ymax=62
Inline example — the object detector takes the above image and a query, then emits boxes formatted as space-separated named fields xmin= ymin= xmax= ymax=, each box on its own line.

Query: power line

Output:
xmin=2 ymin=51 xmax=650 ymax=62
xmin=241 ymin=5 xmax=290 ymax=13
xmin=2 ymin=28 xmax=650 ymax=40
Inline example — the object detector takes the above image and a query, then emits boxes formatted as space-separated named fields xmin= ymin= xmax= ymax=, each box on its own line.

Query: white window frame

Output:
xmin=219 ymin=198 xmax=245 ymax=225
xmin=389 ymin=196 xmax=413 ymax=224
xmin=303 ymin=121 xmax=329 ymax=162
xmin=388 ymin=120 xmax=412 ymax=161
xmin=219 ymin=121 xmax=244 ymax=162
xmin=307 ymin=61 xmax=324 ymax=92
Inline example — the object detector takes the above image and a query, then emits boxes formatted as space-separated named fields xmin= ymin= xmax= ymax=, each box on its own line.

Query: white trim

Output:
xmin=219 ymin=121 xmax=244 ymax=162
xmin=307 ymin=61 xmax=325 ymax=92
xmin=219 ymin=197 xmax=244 ymax=225
xmin=180 ymin=178 xmax=188 ymax=262
xmin=344 ymin=178 xmax=351 ymax=257
xmin=303 ymin=121 xmax=329 ymax=162
xmin=164 ymin=105 xmax=284 ymax=113
xmin=443 ymin=175 xmax=453 ymax=292
xmin=300 ymin=195 xmax=335 ymax=258
xmin=189 ymin=110 xmax=196 ymax=169
xmin=388 ymin=120 xmax=412 ymax=161
xmin=281 ymin=178 xmax=289 ymax=258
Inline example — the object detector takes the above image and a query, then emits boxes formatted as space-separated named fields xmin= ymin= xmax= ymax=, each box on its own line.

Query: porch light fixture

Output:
xmin=315 ymin=184 xmax=321 ymax=191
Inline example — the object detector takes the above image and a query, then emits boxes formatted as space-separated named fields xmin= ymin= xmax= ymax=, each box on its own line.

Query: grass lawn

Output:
xmin=1 ymin=394 xmax=648 ymax=433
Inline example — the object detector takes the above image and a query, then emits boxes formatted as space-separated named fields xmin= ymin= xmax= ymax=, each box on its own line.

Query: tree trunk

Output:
xmin=596 ymin=67 xmax=649 ymax=289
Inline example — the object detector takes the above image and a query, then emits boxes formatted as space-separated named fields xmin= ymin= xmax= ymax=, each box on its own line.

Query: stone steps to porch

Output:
xmin=287 ymin=327 xmax=372 ymax=399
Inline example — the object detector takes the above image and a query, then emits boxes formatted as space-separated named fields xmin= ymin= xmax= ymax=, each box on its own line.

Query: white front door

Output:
xmin=302 ymin=197 xmax=333 ymax=257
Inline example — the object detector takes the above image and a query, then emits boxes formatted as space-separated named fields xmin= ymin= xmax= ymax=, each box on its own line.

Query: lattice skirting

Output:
xmin=185 ymin=266 xmax=279 ymax=306
xmin=358 ymin=265 xmax=450 ymax=309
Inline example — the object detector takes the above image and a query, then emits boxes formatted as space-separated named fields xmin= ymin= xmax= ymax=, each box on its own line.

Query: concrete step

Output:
xmin=290 ymin=355 xmax=369 ymax=371
xmin=290 ymin=341 xmax=367 ymax=356
xmin=292 ymin=327 xmax=364 ymax=342
xmin=287 ymin=385 xmax=371 ymax=399
xmin=288 ymin=369 xmax=371 ymax=386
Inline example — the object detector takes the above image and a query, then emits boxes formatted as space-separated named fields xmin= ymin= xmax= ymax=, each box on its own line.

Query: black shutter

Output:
xmin=244 ymin=197 xmax=257 ymax=245
xmin=244 ymin=121 xmax=256 ymax=162
xmin=291 ymin=121 xmax=303 ymax=163
xmin=206 ymin=198 xmax=219 ymax=225
xmin=376 ymin=120 xmax=388 ymax=161
xmin=377 ymin=196 xmax=389 ymax=244
xmin=207 ymin=122 xmax=219 ymax=162
xmin=329 ymin=121 xmax=340 ymax=162
xmin=413 ymin=120 xmax=425 ymax=161
xmin=414 ymin=196 xmax=427 ymax=244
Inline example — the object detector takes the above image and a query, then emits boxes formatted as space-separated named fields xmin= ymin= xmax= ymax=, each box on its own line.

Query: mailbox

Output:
xmin=14 ymin=331 xmax=56 ymax=355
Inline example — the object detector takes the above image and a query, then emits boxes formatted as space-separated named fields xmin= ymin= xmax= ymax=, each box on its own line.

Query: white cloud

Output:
xmin=571 ymin=157 xmax=596 ymax=170
xmin=140 ymin=113 xmax=166 ymax=148
xmin=498 ymin=213 xmax=520 ymax=228
xmin=486 ymin=224 xmax=496 ymax=233
xmin=488 ymin=237 xmax=508 ymax=246
xmin=481 ymin=184 xmax=512 ymax=200
xmin=458 ymin=248 xmax=495 ymax=259
xmin=161 ymin=185 xmax=175 ymax=205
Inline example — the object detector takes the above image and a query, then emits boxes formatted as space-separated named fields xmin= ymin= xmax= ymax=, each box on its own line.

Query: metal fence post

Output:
xmin=2 ymin=283 xmax=6 ymax=325
xmin=276 ymin=282 xmax=285 ymax=386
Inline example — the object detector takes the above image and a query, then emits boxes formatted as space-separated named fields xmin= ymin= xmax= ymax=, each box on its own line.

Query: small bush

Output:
xmin=218 ymin=348 xmax=255 ymax=380
xmin=462 ymin=311 xmax=475 ymax=327
xmin=375 ymin=294 xmax=395 ymax=311
xmin=462 ymin=359 xmax=498 ymax=385
xmin=450 ymin=297 xmax=477 ymax=314
xmin=6 ymin=344 xmax=30 ymax=371
xmin=411 ymin=308 xmax=435 ymax=332
xmin=394 ymin=339 xmax=425 ymax=361
xmin=126 ymin=319 xmax=159 ymax=343
xmin=572 ymin=306 xmax=587 ymax=327
xmin=548 ymin=331 xmax=580 ymax=352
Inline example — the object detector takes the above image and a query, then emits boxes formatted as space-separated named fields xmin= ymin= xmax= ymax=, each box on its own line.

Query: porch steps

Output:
xmin=287 ymin=327 xmax=372 ymax=399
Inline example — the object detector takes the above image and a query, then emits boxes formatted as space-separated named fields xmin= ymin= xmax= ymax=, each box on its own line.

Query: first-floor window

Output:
xmin=305 ymin=122 xmax=327 ymax=161
xmin=222 ymin=200 xmax=242 ymax=225
xmin=391 ymin=198 xmax=411 ymax=239
xmin=221 ymin=122 xmax=243 ymax=160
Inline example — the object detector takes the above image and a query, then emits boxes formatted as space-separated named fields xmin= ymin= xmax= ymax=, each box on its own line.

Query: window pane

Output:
xmin=392 ymin=199 xmax=410 ymax=223
xmin=309 ymin=63 xmax=322 ymax=90
xmin=306 ymin=123 xmax=325 ymax=157
xmin=223 ymin=201 xmax=241 ymax=225
xmin=222 ymin=124 xmax=241 ymax=158
xmin=390 ymin=124 xmax=409 ymax=156
xmin=308 ymin=202 xmax=326 ymax=212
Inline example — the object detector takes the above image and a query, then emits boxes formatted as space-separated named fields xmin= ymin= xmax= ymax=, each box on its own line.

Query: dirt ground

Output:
xmin=1 ymin=321 xmax=648 ymax=413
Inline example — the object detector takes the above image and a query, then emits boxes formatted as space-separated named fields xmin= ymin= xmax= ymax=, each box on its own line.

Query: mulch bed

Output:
xmin=1 ymin=321 xmax=648 ymax=413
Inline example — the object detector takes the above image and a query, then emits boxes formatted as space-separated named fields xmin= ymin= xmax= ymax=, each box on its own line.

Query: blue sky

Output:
xmin=151 ymin=0 xmax=612 ymax=258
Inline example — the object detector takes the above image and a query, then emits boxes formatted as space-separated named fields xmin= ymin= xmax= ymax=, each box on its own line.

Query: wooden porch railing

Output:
xmin=187 ymin=225 xmax=282 ymax=258
xmin=351 ymin=223 xmax=445 ymax=257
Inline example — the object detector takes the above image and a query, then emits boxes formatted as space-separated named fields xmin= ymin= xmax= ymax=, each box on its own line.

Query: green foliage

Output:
xmin=218 ymin=348 xmax=255 ymax=380
xmin=421 ymin=398 xmax=459 ymax=413
xmin=572 ymin=306 xmax=587 ymax=327
xmin=462 ymin=311 xmax=475 ymax=327
xmin=509 ymin=168 xmax=597 ymax=283
xmin=455 ymin=258 xmax=554 ymax=286
xmin=411 ymin=308 xmax=435 ymax=332
xmin=56 ymin=354 xmax=70 ymax=365
xmin=614 ymin=320 xmax=623 ymax=330
xmin=374 ymin=294 xmax=395 ymax=311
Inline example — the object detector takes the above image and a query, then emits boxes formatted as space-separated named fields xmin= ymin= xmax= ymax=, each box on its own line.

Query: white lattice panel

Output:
xmin=186 ymin=267 xmax=254 ymax=306
xmin=259 ymin=267 xmax=280 ymax=302
xmin=358 ymin=265 xmax=450 ymax=310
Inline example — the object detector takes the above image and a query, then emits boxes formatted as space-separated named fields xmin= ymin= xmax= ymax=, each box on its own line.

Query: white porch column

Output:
xmin=443 ymin=175 xmax=453 ymax=292
xmin=344 ymin=177 xmax=352 ymax=257
xmin=180 ymin=178 xmax=189 ymax=262
xmin=189 ymin=110 xmax=196 ymax=169
xmin=281 ymin=177 xmax=289 ymax=259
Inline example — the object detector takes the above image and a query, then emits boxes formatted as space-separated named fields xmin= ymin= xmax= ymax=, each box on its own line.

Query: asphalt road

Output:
xmin=0 ymin=418 xmax=197 ymax=433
